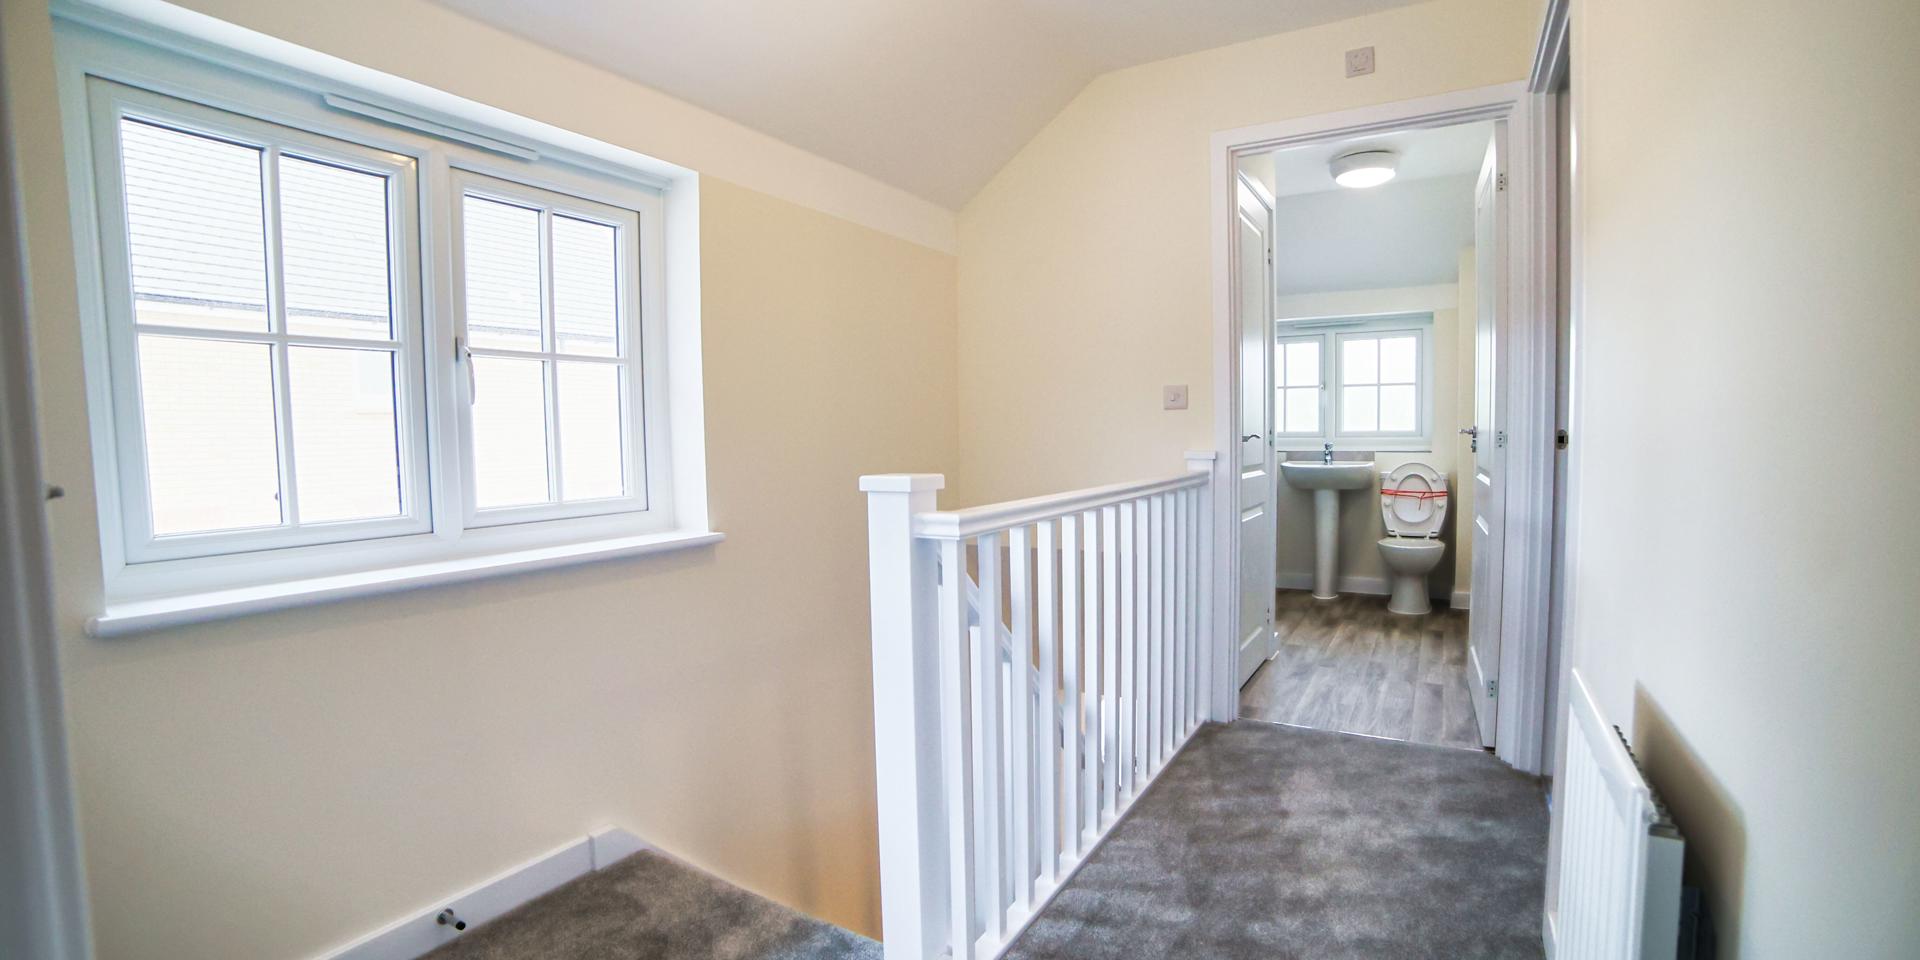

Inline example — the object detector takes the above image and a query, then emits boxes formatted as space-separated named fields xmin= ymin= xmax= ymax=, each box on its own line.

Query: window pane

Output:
xmin=1284 ymin=341 xmax=1319 ymax=387
xmin=552 ymin=216 xmax=619 ymax=357
xmin=119 ymin=120 xmax=268 ymax=333
xmin=557 ymin=362 xmax=625 ymax=501
xmin=281 ymin=156 xmax=393 ymax=340
xmin=1284 ymin=387 xmax=1319 ymax=433
xmin=137 ymin=335 xmax=281 ymax=534
xmin=462 ymin=197 xmax=542 ymax=350
xmin=1380 ymin=384 xmax=1417 ymax=432
xmin=289 ymin=347 xmax=402 ymax=522
xmin=1342 ymin=337 xmax=1378 ymax=386
xmin=471 ymin=356 xmax=550 ymax=508
xmin=1342 ymin=385 xmax=1378 ymax=432
xmin=1379 ymin=335 xmax=1417 ymax=384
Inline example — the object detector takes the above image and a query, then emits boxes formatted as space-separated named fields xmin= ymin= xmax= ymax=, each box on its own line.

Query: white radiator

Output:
xmin=1553 ymin=669 xmax=1685 ymax=960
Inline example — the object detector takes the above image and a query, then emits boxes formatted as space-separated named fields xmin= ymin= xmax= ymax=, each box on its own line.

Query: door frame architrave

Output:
xmin=1206 ymin=80 xmax=1561 ymax=775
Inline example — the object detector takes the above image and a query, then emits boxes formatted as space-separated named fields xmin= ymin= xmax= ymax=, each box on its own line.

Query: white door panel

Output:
xmin=1235 ymin=175 xmax=1277 ymax=689
xmin=1466 ymin=130 xmax=1507 ymax=749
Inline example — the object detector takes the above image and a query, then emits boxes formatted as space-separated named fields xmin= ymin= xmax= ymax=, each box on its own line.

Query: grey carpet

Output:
xmin=1002 ymin=721 xmax=1548 ymax=960
xmin=421 ymin=850 xmax=881 ymax=960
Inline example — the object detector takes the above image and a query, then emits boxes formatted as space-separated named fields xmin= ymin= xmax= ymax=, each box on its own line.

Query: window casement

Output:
xmin=88 ymin=84 xmax=432 ymax=563
xmin=59 ymin=21 xmax=710 ymax=630
xmin=451 ymin=172 xmax=653 ymax=527
xmin=1273 ymin=315 xmax=1434 ymax=452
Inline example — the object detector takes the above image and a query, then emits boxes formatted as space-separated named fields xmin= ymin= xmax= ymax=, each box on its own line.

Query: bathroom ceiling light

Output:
xmin=1330 ymin=150 xmax=1398 ymax=188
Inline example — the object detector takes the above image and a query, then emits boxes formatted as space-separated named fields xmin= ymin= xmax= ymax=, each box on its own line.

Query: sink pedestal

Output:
xmin=1312 ymin=489 xmax=1341 ymax=599
xmin=1277 ymin=459 xmax=1376 ymax=603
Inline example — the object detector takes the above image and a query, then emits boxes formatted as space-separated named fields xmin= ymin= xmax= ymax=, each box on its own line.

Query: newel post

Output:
xmin=1184 ymin=451 xmax=1224 ymax=722
xmin=860 ymin=473 xmax=949 ymax=960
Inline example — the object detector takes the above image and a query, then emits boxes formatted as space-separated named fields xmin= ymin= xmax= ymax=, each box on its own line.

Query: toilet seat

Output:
xmin=1379 ymin=462 xmax=1448 ymax=538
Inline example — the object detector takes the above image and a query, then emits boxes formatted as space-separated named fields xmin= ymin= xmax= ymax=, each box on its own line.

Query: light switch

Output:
xmin=1163 ymin=385 xmax=1189 ymax=410
xmin=1345 ymin=46 xmax=1376 ymax=78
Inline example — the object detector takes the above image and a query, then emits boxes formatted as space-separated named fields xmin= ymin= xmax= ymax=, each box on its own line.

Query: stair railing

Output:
xmin=862 ymin=453 xmax=1217 ymax=960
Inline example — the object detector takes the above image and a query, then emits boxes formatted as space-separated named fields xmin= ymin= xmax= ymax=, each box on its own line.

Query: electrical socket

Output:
xmin=1345 ymin=46 xmax=1376 ymax=78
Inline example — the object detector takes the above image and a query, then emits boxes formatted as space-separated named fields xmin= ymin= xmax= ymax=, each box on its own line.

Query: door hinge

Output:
xmin=1488 ymin=679 xmax=1498 ymax=698
xmin=1555 ymin=428 xmax=1569 ymax=449
xmin=1496 ymin=172 xmax=1508 ymax=191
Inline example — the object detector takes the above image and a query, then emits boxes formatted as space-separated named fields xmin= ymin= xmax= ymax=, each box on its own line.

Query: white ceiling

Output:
xmin=428 ymin=0 xmax=1425 ymax=208
xmin=1259 ymin=120 xmax=1494 ymax=197
xmin=1269 ymin=173 xmax=1478 ymax=296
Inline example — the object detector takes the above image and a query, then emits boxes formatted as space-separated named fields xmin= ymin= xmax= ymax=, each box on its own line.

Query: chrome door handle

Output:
xmin=1458 ymin=426 xmax=1478 ymax=437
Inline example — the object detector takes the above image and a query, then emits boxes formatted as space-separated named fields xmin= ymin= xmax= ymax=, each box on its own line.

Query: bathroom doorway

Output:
xmin=1234 ymin=120 xmax=1493 ymax=751
xmin=1209 ymin=84 xmax=1563 ymax=773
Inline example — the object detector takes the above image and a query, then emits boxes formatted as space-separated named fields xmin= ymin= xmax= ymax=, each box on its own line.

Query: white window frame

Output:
xmin=86 ymin=80 xmax=434 ymax=563
xmin=54 ymin=16 xmax=715 ymax=631
xmin=449 ymin=169 xmax=668 ymax=530
xmin=1273 ymin=313 xmax=1436 ymax=453
xmin=1273 ymin=333 xmax=1325 ymax=443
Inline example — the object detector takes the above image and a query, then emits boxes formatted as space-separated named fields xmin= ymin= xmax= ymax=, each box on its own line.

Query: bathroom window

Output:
xmin=1274 ymin=314 xmax=1433 ymax=451
xmin=1275 ymin=336 xmax=1323 ymax=436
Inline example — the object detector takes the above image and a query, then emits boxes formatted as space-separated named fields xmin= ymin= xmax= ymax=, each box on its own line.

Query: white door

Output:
xmin=1234 ymin=174 xmax=1278 ymax=688
xmin=1466 ymin=131 xmax=1507 ymax=748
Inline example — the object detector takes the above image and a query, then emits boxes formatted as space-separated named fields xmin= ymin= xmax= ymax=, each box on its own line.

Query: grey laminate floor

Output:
xmin=1239 ymin=590 xmax=1484 ymax=751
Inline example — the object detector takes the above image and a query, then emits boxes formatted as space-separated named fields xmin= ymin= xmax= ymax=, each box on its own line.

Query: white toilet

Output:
xmin=1377 ymin=462 xmax=1449 ymax=615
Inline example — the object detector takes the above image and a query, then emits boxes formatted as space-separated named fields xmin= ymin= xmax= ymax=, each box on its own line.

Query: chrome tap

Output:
xmin=1322 ymin=442 xmax=1334 ymax=465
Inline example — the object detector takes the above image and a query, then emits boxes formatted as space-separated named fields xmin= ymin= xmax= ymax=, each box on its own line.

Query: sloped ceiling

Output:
xmin=428 ymin=0 xmax=1425 ymax=208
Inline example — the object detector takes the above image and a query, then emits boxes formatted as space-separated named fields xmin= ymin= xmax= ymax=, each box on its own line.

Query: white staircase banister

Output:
xmin=862 ymin=453 xmax=1218 ymax=960
xmin=914 ymin=470 xmax=1206 ymax=541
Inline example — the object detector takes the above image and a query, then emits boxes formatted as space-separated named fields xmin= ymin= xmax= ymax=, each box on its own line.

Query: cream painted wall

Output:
xmin=1 ymin=2 xmax=958 ymax=958
xmin=1559 ymin=0 xmax=1920 ymax=954
xmin=1270 ymin=284 xmax=1469 ymax=597
xmin=954 ymin=0 xmax=1539 ymax=506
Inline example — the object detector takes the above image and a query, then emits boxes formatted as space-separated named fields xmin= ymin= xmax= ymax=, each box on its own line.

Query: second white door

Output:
xmin=1466 ymin=129 xmax=1507 ymax=749
xmin=1235 ymin=174 xmax=1278 ymax=688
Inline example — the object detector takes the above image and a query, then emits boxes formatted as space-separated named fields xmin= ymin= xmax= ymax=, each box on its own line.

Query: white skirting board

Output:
xmin=1451 ymin=590 xmax=1471 ymax=611
xmin=1275 ymin=572 xmax=1455 ymax=602
xmin=315 ymin=826 xmax=649 ymax=960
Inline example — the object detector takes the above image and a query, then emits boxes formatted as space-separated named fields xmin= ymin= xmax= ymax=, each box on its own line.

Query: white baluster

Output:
xmin=1134 ymin=498 xmax=1150 ymax=780
xmin=1179 ymin=488 xmax=1194 ymax=734
xmin=1100 ymin=503 xmax=1120 ymax=822
xmin=1034 ymin=520 xmax=1059 ymax=885
xmin=972 ymin=533 xmax=1007 ymax=944
xmin=936 ymin=536 xmax=978 ymax=960
xmin=1080 ymin=508 xmax=1100 ymax=840
xmin=1172 ymin=490 xmax=1186 ymax=739
xmin=1182 ymin=491 xmax=1198 ymax=729
xmin=1158 ymin=494 xmax=1174 ymax=759
xmin=1006 ymin=525 xmax=1034 ymax=912
xmin=1058 ymin=513 xmax=1082 ymax=859
xmin=1146 ymin=494 xmax=1163 ymax=771
xmin=1116 ymin=501 xmax=1137 ymax=801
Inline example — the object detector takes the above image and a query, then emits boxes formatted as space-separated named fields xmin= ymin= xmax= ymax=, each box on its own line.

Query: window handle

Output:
xmin=458 ymin=336 xmax=475 ymax=402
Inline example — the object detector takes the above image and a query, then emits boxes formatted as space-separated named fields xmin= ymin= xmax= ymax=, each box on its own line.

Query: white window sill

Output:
xmin=88 ymin=528 xmax=725 ymax=638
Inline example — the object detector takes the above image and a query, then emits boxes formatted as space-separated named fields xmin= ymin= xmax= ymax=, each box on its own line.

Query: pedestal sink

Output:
xmin=1279 ymin=460 xmax=1375 ymax=600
